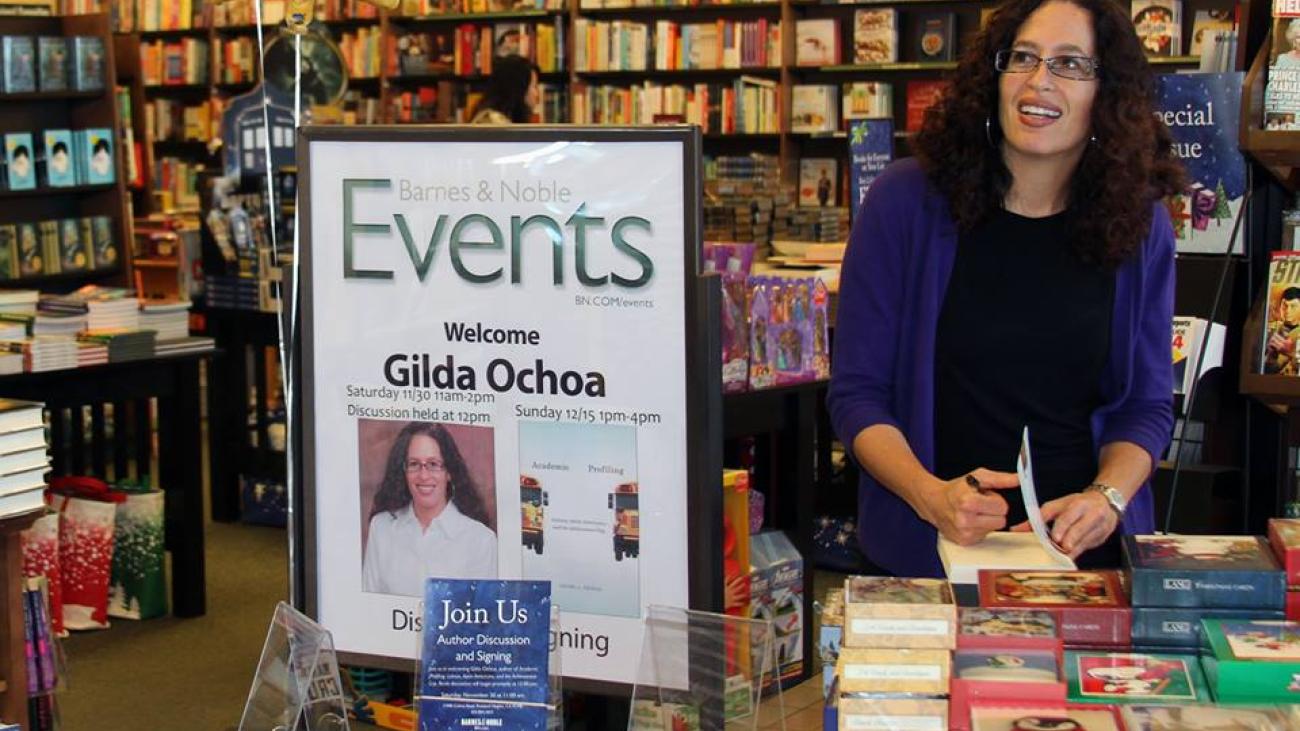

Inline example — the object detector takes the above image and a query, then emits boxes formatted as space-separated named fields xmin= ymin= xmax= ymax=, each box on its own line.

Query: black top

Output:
xmin=934 ymin=208 xmax=1117 ymax=564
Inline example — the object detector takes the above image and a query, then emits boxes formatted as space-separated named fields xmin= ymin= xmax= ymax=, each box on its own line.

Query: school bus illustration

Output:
xmin=608 ymin=481 xmax=639 ymax=561
xmin=520 ymin=474 xmax=547 ymax=555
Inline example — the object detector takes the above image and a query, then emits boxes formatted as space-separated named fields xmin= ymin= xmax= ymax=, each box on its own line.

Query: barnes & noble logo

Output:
xmin=342 ymin=179 xmax=655 ymax=288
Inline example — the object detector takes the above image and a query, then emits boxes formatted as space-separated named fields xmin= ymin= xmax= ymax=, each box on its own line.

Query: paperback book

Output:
xmin=853 ymin=9 xmax=896 ymax=64
xmin=35 ymin=36 xmax=65 ymax=91
xmin=69 ymin=36 xmax=104 ymax=91
xmin=905 ymin=80 xmax=947 ymax=132
xmin=978 ymin=569 xmax=1131 ymax=647
xmin=4 ymin=132 xmax=35 ymax=190
xmin=1065 ymin=650 xmax=1208 ymax=704
xmin=41 ymin=129 xmax=74 ymax=188
xmin=1200 ymin=619 xmax=1300 ymax=702
xmin=16 ymin=223 xmax=40 ymax=277
xmin=76 ymin=128 xmax=114 ymax=185
xmin=842 ymin=576 xmax=956 ymax=649
xmin=913 ymin=12 xmax=955 ymax=62
xmin=1 ymin=36 xmax=36 ymax=93
xmin=1123 ymin=535 xmax=1286 ymax=609
xmin=58 ymin=217 xmax=87 ymax=273
xmin=798 ymin=158 xmax=836 ymax=208
xmin=1264 ymin=251 xmax=1300 ymax=375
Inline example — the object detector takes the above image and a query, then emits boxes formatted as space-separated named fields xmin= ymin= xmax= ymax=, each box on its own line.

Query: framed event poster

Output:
xmin=295 ymin=125 xmax=720 ymax=690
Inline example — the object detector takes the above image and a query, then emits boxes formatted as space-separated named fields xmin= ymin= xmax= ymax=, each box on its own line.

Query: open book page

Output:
xmin=1017 ymin=427 xmax=1075 ymax=568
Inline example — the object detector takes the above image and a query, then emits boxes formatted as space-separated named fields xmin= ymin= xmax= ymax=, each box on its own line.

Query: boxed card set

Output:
xmin=1065 ymin=650 xmax=1209 ymax=704
xmin=1200 ymin=618 xmax=1300 ymax=703
xmin=958 ymin=607 xmax=1062 ymax=662
xmin=978 ymin=570 xmax=1131 ymax=647
xmin=950 ymin=648 xmax=1066 ymax=731
xmin=835 ymin=646 xmax=951 ymax=694
xmin=1121 ymin=703 xmax=1292 ymax=729
xmin=843 ymin=576 xmax=956 ymax=649
xmin=1123 ymin=535 xmax=1286 ymax=609
xmin=969 ymin=704 xmax=1124 ymax=731
xmin=1130 ymin=606 xmax=1283 ymax=648
xmin=1269 ymin=517 xmax=1300 ymax=584
xmin=819 ymin=587 xmax=844 ymax=696
xmin=837 ymin=692 xmax=947 ymax=731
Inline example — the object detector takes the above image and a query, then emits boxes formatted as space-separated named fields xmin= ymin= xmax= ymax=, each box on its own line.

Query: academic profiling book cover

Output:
xmin=516 ymin=420 xmax=640 ymax=618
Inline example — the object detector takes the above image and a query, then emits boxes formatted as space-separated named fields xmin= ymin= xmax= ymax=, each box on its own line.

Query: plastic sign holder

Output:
xmin=239 ymin=601 xmax=350 ymax=731
xmin=629 ymin=606 xmax=785 ymax=731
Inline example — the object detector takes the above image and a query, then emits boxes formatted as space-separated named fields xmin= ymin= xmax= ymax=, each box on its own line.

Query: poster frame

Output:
xmin=290 ymin=124 xmax=722 ymax=694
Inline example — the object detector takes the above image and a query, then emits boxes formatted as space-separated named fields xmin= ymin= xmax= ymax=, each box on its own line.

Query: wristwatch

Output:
xmin=1086 ymin=483 xmax=1127 ymax=518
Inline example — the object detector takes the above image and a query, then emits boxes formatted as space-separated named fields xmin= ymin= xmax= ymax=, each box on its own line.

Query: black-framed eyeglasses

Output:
xmin=994 ymin=49 xmax=1100 ymax=81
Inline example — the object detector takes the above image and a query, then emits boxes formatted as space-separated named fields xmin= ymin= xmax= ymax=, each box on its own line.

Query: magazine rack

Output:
xmin=239 ymin=601 xmax=349 ymax=731
xmin=629 ymin=606 xmax=784 ymax=731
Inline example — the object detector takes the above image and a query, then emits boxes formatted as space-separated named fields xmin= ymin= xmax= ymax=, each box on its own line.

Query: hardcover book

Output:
xmin=1200 ymin=619 xmax=1300 ymax=703
xmin=38 ymin=220 xmax=58 ymax=275
xmin=1269 ymin=517 xmax=1300 ymax=585
xmin=795 ymin=18 xmax=839 ymax=66
xmin=1123 ymin=535 xmax=1286 ymax=608
xmin=842 ymin=81 xmax=892 ymax=121
xmin=4 ymin=133 xmax=35 ymax=191
xmin=905 ymin=80 xmax=947 ymax=132
xmin=978 ymin=570 xmax=1131 ymax=647
xmin=1132 ymin=0 xmax=1183 ymax=56
xmin=835 ymin=646 xmax=951 ymax=694
xmin=79 ymin=128 xmax=114 ymax=185
xmin=90 ymin=215 xmax=116 ymax=269
xmin=69 ymin=36 xmax=105 ymax=91
xmin=1131 ymin=606 xmax=1285 ymax=648
xmin=790 ymin=84 xmax=837 ymax=133
xmin=1 ymin=36 xmax=36 ymax=93
xmin=1122 ymin=705 xmax=1292 ymax=731
xmin=1264 ymin=251 xmax=1300 ymax=374
xmin=1190 ymin=9 xmax=1234 ymax=56
xmin=798 ymin=158 xmax=837 ymax=208
xmin=842 ymin=576 xmax=956 ymax=650
xmin=1065 ymin=650 xmax=1208 ymax=704
xmin=36 ymin=36 xmax=66 ymax=92
xmin=0 ymin=225 xmax=15 ymax=280
xmin=853 ymin=9 xmax=896 ymax=64
xmin=16 ymin=223 xmax=40 ymax=277
xmin=41 ymin=130 xmax=74 ymax=188
xmin=970 ymin=704 xmax=1124 ymax=731
xmin=58 ymin=218 xmax=86 ymax=273
xmin=914 ymin=12 xmax=955 ymax=62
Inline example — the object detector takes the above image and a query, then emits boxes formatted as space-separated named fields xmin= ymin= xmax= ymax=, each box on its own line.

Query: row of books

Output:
xmin=216 ymin=36 xmax=257 ymax=85
xmin=339 ymin=27 xmax=385 ymax=80
xmin=796 ymin=12 xmax=951 ymax=67
xmin=793 ymin=80 xmax=941 ymax=133
xmin=389 ymin=81 xmax=565 ymax=123
xmin=21 ymin=576 xmax=57 ymax=731
xmin=145 ymin=98 xmax=215 ymax=144
xmin=0 ymin=217 xmax=119 ymax=279
xmin=140 ymin=38 xmax=210 ymax=87
xmin=394 ymin=0 xmax=564 ymax=15
xmin=573 ymin=18 xmax=782 ymax=72
xmin=0 ymin=399 xmax=48 ymax=519
xmin=154 ymin=156 xmax=203 ymax=211
xmin=0 ymin=35 xmax=104 ymax=95
xmin=390 ymin=20 xmax=566 ymax=76
xmin=571 ymin=77 xmax=779 ymax=134
xmin=2 ymin=128 xmax=116 ymax=191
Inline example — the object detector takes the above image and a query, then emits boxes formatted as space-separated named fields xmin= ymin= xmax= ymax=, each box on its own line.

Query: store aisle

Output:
xmin=59 ymin=521 xmax=289 ymax=731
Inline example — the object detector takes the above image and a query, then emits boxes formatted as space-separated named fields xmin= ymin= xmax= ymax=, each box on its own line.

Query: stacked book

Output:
xmin=703 ymin=154 xmax=795 ymax=259
xmin=0 ymin=289 xmax=38 ymax=314
xmin=39 ymin=286 xmax=140 ymax=332
xmin=0 ymin=398 xmax=48 ymax=519
xmin=833 ymin=577 xmax=956 ymax=729
xmin=1268 ymin=518 xmax=1300 ymax=621
xmin=75 ymin=340 xmax=107 ymax=367
xmin=139 ymin=300 xmax=190 ymax=342
xmin=77 ymin=329 xmax=156 ymax=363
xmin=2 ymin=336 xmax=78 ymax=373
xmin=784 ymin=207 xmax=848 ymax=242
xmin=154 ymin=335 xmax=215 ymax=356
xmin=31 ymin=311 xmax=86 ymax=338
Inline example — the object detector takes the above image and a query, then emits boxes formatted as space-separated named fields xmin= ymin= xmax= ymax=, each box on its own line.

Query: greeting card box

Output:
xmin=951 ymin=650 xmax=1066 ymax=731
xmin=1123 ymin=535 xmax=1286 ymax=609
xmin=1065 ymin=651 xmax=1208 ymax=704
xmin=837 ymin=695 xmax=947 ymax=731
xmin=42 ymin=130 xmax=75 ymax=188
xmin=1122 ymin=704 xmax=1292 ymax=731
xmin=1132 ymin=606 xmax=1284 ymax=648
xmin=1269 ymin=518 xmax=1300 ymax=586
xmin=5 ymin=133 xmax=35 ymax=191
xmin=36 ymin=36 xmax=66 ymax=92
xmin=958 ymin=608 xmax=1063 ymax=663
xmin=979 ymin=570 xmax=1131 ymax=647
xmin=1200 ymin=618 xmax=1300 ymax=703
xmin=820 ymin=587 xmax=844 ymax=697
xmin=970 ymin=704 xmax=1124 ymax=731
xmin=835 ymin=647 xmax=951 ymax=694
xmin=1 ymin=36 xmax=36 ymax=93
xmin=843 ymin=576 xmax=956 ymax=649
xmin=1290 ymin=590 xmax=1300 ymax=621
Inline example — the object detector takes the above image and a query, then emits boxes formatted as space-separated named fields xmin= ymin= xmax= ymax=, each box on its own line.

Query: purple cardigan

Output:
xmin=827 ymin=158 xmax=1175 ymax=578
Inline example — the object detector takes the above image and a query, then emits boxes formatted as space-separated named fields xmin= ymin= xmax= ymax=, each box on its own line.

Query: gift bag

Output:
xmin=20 ymin=511 xmax=63 ymax=636
xmin=49 ymin=477 xmax=124 ymax=631
xmin=108 ymin=483 xmax=166 ymax=620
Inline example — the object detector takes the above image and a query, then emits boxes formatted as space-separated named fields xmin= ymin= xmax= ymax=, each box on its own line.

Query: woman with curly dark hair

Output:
xmin=362 ymin=422 xmax=496 ymax=596
xmin=828 ymin=0 xmax=1184 ymax=576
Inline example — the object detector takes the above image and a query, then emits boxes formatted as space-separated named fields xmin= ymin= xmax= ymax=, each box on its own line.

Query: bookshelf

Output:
xmin=0 ymin=508 xmax=41 ymax=730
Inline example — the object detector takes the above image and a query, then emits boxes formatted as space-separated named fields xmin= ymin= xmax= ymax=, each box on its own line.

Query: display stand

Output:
xmin=239 ymin=601 xmax=350 ymax=731
xmin=629 ymin=606 xmax=784 ymax=731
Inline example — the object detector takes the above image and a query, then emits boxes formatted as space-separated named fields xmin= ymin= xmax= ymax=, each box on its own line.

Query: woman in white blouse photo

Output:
xmin=362 ymin=422 xmax=497 ymax=597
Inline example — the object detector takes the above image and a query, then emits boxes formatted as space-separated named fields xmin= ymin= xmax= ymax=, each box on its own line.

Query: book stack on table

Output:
xmin=0 ymin=397 xmax=48 ymax=519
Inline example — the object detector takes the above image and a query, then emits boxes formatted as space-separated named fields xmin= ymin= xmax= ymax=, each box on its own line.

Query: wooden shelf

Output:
xmin=0 ymin=183 xmax=115 ymax=200
xmin=0 ymin=89 xmax=105 ymax=101
xmin=1240 ymin=33 xmax=1300 ymax=191
xmin=578 ymin=2 xmax=780 ymax=13
xmin=576 ymin=66 xmax=781 ymax=78
xmin=214 ymin=80 xmax=258 ymax=93
xmin=814 ymin=61 xmax=958 ymax=72
xmin=144 ymin=83 xmax=211 ymax=93
xmin=137 ymin=26 xmax=209 ymax=39
xmin=1147 ymin=55 xmax=1203 ymax=65
xmin=388 ymin=71 xmax=567 ymax=84
xmin=390 ymin=9 xmax=561 ymax=22
xmin=211 ymin=23 xmax=279 ymax=35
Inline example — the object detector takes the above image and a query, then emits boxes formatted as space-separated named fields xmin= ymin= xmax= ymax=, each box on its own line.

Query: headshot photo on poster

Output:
xmin=357 ymin=419 xmax=499 ymax=598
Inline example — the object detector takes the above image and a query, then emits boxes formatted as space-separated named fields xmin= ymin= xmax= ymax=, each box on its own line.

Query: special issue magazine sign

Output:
xmin=295 ymin=126 xmax=712 ymax=687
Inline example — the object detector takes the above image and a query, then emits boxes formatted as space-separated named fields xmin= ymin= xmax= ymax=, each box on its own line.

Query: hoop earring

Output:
xmin=1090 ymin=134 xmax=1098 ymax=145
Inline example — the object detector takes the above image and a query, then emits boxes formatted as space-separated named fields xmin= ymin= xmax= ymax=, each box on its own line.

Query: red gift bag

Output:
xmin=49 ymin=477 xmax=125 ymax=631
xmin=21 ymin=510 xmax=64 ymax=636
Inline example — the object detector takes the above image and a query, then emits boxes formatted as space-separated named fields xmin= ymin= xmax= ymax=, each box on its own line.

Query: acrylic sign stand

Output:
xmin=239 ymin=601 xmax=350 ymax=731
xmin=629 ymin=605 xmax=784 ymax=731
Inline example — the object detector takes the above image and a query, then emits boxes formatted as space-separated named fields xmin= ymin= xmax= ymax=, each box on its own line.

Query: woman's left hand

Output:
xmin=1010 ymin=489 xmax=1119 ymax=559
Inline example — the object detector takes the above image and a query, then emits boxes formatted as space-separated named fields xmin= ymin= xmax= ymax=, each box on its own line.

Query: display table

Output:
xmin=0 ymin=351 xmax=216 ymax=618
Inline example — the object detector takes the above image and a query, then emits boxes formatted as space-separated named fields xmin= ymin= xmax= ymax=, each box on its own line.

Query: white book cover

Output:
xmin=791 ymin=84 xmax=838 ymax=133
xmin=796 ymin=18 xmax=839 ymax=66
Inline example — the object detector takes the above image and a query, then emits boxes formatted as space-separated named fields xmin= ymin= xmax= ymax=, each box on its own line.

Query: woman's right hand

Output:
xmin=918 ymin=468 xmax=1019 ymax=546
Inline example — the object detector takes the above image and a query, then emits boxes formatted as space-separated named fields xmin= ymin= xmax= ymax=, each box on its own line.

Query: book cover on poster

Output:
xmin=1123 ymin=535 xmax=1286 ymax=608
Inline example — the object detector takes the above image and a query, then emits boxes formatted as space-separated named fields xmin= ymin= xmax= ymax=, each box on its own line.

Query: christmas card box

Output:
xmin=4 ymin=133 xmax=35 ymax=191
xmin=1122 ymin=704 xmax=1292 ymax=730
xmin=1268 ymin=517 xmax=1300 ymax=586
xmin=1131 ymin=606 xmax=1284 ymax=649
xmin=1065 ymin=650 xmax=1208 ymax=704
xmin=835 ymin=647 xmax=951 ymax=694
xmin=1123 ymin=535 xmax=1286 ymax=609
xmin=820 ymin=587 xmax=844 ymax=696
xmin=2 ymin=36 xmax=35 ymax=93
xmin=979 ymin=570 xmax=1131 ymax=647
xmin=41 ymin=130 xmax=74 ymax=188
xmin=951 ymin=649 xmax=1065 ymax=731
xmin=36 ymin=36 xmax=66 ymax=92
xmin=941 ymin=532 xmax=1076 ymax=603
xmin=842 ymin=576 xmax=956 ymax=649
xmin=1200 ymin=618 xmax=1300 ymax=703
xmin=970 ymin=703 xmax=1124 ymax=731
xmin=837 ymin=694 xmax=948 ymax=731
xmin=1289 ymin=590 xmax=1300 ymax=621
xmin=958 ymin=608 xmax=1063 ymax=663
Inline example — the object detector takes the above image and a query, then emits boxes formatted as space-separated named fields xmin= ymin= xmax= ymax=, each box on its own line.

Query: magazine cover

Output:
xmin=1171 ymin=316 xmax=1194 ymax=394
xmin=1067 ymin=651 xmax=1205 ymax=703
xmin=1156 ymin=73 xmax=1246 ymax=254
xmin=1267 ymin=1 xmax=1300 ymax=129
xmin=516 ymin=420 xmax=640 ymax=618
xmin=798 ymin=158 xmax=836 ymax=208
xmin=971 ymin=705 xmax=1123 ymax=731
xmin=1264 ymin=252 xmax=1300 ymax=375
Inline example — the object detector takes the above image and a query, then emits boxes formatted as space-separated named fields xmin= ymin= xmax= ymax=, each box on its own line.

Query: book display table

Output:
xmin=0 ymin=350 xmax=215 ymax=618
